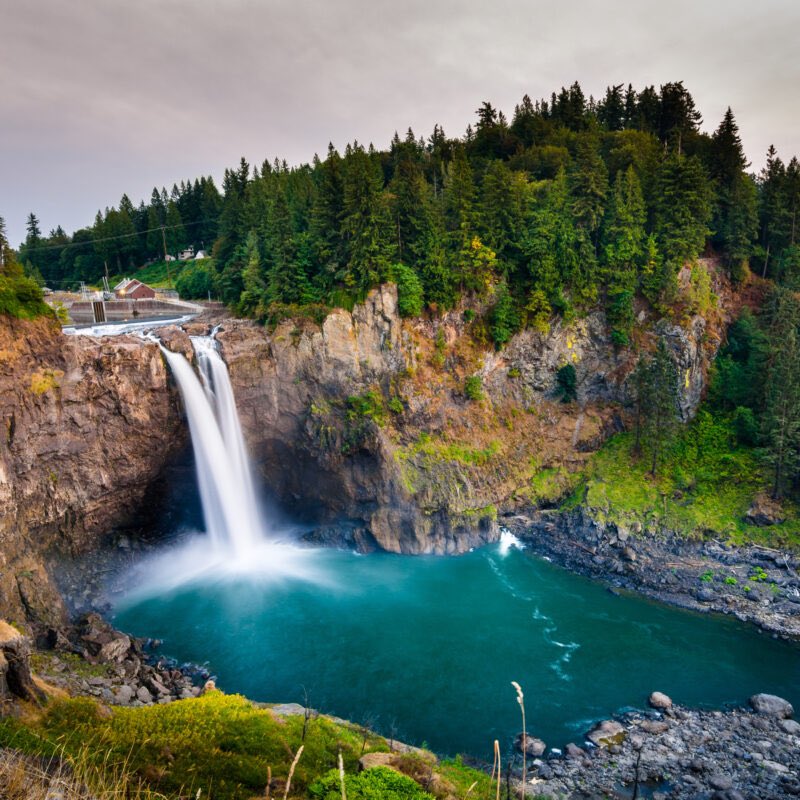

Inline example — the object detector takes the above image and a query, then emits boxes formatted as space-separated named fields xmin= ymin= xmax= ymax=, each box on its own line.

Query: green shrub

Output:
xmin=174 ymin=259 xmax=214 ymax=299
xmin=464 ymin=375 xmax=483 ymax=401
xmin=388 ymin=396 xmax=404 ymax=415
xmin=732 ymin=406 xmax=758 ymax=445
xmin=310 ymin=766 xmax=434 ymax=800
xmin=347 ymin=390 xmax=387 ymax=426
xmin=389 ymin=263 xmax=425 ymax=317
xmin=555 ymin=364 xmax=577 ymax=403
xmin=0 ymin=273 xmax=51 ymax=319
xmin=489 ymin=281 xmax=521 ymax=348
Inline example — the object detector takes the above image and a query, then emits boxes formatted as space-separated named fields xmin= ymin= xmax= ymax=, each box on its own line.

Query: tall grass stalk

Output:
xmin=282 ymin=744 xmax=304 ymax=800
xmin=338 ymin=750 xmax=347 ymax=800
xmin=492 ymin=739 xmax=501 ymax=800
xmin=511 ymin=681 xmax=526 ymax=799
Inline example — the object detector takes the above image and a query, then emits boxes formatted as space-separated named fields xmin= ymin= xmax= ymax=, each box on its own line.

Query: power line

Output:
xmin=20 ymin=216 xmax=219 ymax=253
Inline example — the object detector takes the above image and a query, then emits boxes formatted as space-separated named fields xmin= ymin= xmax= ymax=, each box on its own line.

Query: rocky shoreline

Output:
xmin=507 ymin=508 xmax=800 ymax=641
xmin=520 ymin=691 xmax=799 ymax=799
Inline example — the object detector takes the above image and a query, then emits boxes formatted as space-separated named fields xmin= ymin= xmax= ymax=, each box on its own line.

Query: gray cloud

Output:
xmin=2 ymin=0 xmax=798 ymax=244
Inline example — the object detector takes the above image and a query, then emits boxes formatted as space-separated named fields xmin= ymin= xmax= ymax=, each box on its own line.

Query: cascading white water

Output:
xmin=159 ymin=337 xmax=266 ymax=557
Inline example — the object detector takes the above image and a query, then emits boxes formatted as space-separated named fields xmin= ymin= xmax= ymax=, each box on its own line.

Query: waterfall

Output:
xmin=159 ymin=336 xmax=265 ymax=557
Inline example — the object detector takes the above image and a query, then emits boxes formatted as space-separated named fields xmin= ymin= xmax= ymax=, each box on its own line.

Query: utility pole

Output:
xmin=161 ymin=225 xmax=173 ymax=288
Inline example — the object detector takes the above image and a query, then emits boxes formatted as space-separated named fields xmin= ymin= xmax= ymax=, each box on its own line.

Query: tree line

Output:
xmin=11 ymin=80 xmax=799 ymax=347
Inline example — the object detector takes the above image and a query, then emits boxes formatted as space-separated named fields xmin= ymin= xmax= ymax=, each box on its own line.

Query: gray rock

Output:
xmin=564 ymin=743 xmax=586 ymax=759
xmin=649 ymin=691 xmax=673 ymax=710
xmin=709 ymin=774 xmax=733 ymax=790
xmin=749 ymin=693 xmax=794 ymax=718
xmin=779 ymin=719 xmax=800 ymax=735
xmin=586 ymin=720 xmax=625 ymax=748
xmin=514 ymin=733 xmax=546 ymax=757
xmin=136 ymin=685 xmax=153 ymax=704
xmin=763 ymin=759 xmax=789 ymax=773
xmin=640 ymin=720 xmax=669 ymax=734
xmin=114 ymin=685 xmax=134 ymax=705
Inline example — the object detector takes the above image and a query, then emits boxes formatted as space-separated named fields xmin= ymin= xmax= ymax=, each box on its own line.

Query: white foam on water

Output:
xmin=64 ymin=315 xmax=194 ymax=337
xmin=498 ymin=528 xmax=524 ymax=556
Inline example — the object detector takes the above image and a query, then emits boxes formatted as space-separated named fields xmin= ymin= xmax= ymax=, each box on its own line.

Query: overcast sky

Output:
xmin=1 ymin=0 xmax=798 ymax=246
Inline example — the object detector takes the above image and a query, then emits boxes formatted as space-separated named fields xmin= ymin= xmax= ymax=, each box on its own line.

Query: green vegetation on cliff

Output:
xmin=0 ymin=216 xmax=50 ymax=319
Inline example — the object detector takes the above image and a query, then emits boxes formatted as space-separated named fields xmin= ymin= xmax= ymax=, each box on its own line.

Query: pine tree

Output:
xmin=653 ymin=152 xmax=712 ymax=275
xmin=265 ymin=188 xmax=313 ymax=306
xmin=709 ymin=109 xmax=757 ymax=278
xmin=478 ymin=160 xmax=523 ymax=275
xmin=310 ymin=145 xmax=346 ymax=291
xmin=761 ymin=287 xmax=800 ymax=497
xmin=602 ymin=167 xmax=647 ymax=343
xmin=341 ymin=144 xmax=395 ymax=290
xmin=598 ymin=84 xmax=625 ymax=131
xmin=239 ymin=230 xmax=265 ymax=316
xmin=569 ymin=134 xmax=609 ymax=240
xmin=633 ymin=339 xmax=680 ymax=474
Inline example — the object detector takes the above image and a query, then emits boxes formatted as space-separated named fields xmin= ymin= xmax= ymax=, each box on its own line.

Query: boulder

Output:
xmin=114 ymin=685 xmax=134 ymax=705
xmin=136 ymin=685 xmax=153 ymax=704
xmin=0 ymin=620 xmax=45 ymax=704
xmin=709 ymin=774 xmax=733 ymax=790
xmin=564 ymin=743 xmax=587 ymax=759
xmin=746 ymin=494 xmax=786 ymax=527
xmin=514 ymin=733 xmax=546 ymax=757
xmin=649 ymin=691 xmax=673 ymax=710
xmin=778 ymin=719 xmax=800 ymax=735
xmin=79 ymin=614 xmax=132 ymax=663
xmin=640 ymin=720 xmax=669 ymax=734
xmin=586 ymin=720 xmax=626 ymax=748
xmin=749 ymin=693 xmax=794 ymax=719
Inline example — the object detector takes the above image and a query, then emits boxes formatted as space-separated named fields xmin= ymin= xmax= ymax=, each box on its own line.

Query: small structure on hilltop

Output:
xmin=178 ymin=246 xmax=195 ymax=261
xmin=194 ymin=249 xmax=208 ymax=260
xmin=113 ymin=278 xmax=157 ymax=300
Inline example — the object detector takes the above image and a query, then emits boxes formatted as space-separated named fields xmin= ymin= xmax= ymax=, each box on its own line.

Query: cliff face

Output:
xmin=0 ymin=316 xmax=182 ymax=628
xmin=217 ymin=269 xmax=732 ymax=555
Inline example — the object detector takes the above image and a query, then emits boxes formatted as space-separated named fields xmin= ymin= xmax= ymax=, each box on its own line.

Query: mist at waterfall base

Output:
xmin=114 ymin=338 xmax=800 ymax=757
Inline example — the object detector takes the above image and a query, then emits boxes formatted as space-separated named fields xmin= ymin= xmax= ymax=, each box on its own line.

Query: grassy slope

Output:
xmin=0 ymin=693 xmax=497 ymax=800
xmin=106 ymin=259 xmax=207 ymax=290
xmin=572 ymin=409 xmax=800 ymax=549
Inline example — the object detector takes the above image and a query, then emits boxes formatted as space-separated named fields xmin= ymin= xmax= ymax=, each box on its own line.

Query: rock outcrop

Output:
xmin=0 ymin=315 xmax=182 ymax=627
xmin=217 ymin=275 xmax=731 ymax=554
xmin=0 ymin=620 xmax=44 ymax=704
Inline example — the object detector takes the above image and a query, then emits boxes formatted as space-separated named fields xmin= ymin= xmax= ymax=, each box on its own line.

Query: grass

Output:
xmin=0 ymin=692 xmax=500 ymax=800
xmin=29 ymin=368 xmax=63 ymax=395
xmin=397 ymin=433 xmax=501 ymax=468
xmin=575 ymin=410 xmax=800 ymax=548
xmin=106 ymin=259 xmax=202 ymax=291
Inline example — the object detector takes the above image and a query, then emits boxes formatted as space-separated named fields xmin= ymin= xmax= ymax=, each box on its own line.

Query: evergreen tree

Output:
xmin=238 ymin=230 xmax=265 ymax=316
xmin=652 ymin=152 xmax=712 ymax=292
xmin=310 ymin=145 xmax=346 ymax=291
xmin=633 ymin=339 xmax=680 ymax=474
xmin=709 ymin=109 xmax=757 ymax=278
xmin=265 ymin=187 xmax=313 ymax=306
xmin=602 ymin=167 xmax=647 ymax=343
xmin=478 ymin=160 xmax=523 ymax=275
xmin=341 ymin=144 xmax=395 ymax=290
xmin=597 ymin=84 xmax=625 ymax=131
xmin=569 ymin=134 xmax=608 ymax=240
xmin=761 ymin=287 xmax=800 ymax=497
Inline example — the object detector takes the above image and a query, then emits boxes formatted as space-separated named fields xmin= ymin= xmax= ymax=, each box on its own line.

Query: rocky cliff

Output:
xmin=0 ymin=316 xmax=182 ymax=629
xmin=212 ymin=264 xmax=733 ymax=555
